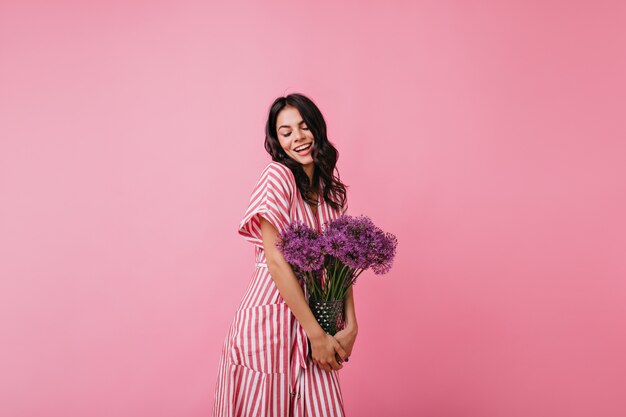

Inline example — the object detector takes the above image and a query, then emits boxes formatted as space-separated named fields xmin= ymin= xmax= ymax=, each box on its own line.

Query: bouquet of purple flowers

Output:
xmin=276 ymin=215 xmax=398 ymax=334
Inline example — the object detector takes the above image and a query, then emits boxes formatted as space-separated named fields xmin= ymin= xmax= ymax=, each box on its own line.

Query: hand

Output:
xmin=333 ymin=325 xmax=357 ymax=361
xmin=309 ymin=332 xmax=347 ymax=372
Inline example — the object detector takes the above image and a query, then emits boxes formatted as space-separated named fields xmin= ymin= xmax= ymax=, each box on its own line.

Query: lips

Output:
xmin=294 ymin=143 xmax=312 ymax=153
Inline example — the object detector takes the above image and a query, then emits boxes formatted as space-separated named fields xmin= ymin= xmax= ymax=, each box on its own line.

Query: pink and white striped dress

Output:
xmin=213 ymin=161 xmax=348 ymax=417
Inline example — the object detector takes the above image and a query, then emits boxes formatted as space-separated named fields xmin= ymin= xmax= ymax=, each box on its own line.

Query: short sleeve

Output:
xmin=238 ymin=162 xmax=294 ymax=248
xmin=341 ymin=194 xmax=348 ymax=215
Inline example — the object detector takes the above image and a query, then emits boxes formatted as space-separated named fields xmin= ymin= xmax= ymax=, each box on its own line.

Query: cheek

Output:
xmin=278 ymin=138 xmax=290 ymax=153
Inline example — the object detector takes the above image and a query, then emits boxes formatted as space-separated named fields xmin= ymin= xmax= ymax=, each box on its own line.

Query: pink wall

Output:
xmin=1 ymin=1 xmax=625 ymax=416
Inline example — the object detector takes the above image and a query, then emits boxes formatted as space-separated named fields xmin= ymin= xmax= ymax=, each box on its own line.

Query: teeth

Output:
xmin=295 ymin=143 xmax=311 ymax=152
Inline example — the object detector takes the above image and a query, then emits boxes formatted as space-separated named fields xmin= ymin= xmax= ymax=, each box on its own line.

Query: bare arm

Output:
xmin=344 ymin=286 xmax=358 ymax=334
xmin=334 ymin=285 xmax=358 ymax=359
xmin=259 ymin=216 xmax=347 ymax=371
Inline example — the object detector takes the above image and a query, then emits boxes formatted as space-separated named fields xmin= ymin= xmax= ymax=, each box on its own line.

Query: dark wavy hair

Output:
xmin=264 ymin=93 xmax=347 ymax=212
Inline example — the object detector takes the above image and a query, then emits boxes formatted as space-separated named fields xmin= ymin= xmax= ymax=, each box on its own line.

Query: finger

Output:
xmin=328 ymin=355 xmax=343 ymax=370
xmin=335 ymin=352 xmax=349 ymax=364
xmin=333 ymin=336 xmax=346 ymax=349
xmin=321 ymin=356 xmax=339 ymax=371
xmin=313 ymin=358 xmax=324 ymax=369
xmin=332 ymin=339 xmax=348 ymax=361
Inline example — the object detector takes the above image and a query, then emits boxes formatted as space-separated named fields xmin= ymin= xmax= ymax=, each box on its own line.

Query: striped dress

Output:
xmin=213 ymin=161 xmax=348 ymax=417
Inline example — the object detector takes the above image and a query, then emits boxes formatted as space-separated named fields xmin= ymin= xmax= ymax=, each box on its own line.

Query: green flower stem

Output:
xmin=336 ymin=263 xmax=351 ymax=298
xmin=327 ymin=265 xmax=339 ymax=301
xmin=307 ymin=270 xmax=323 ymax=301
xmin=308 ymin=256 xmax=373 ymax=302
xmin=329 ymin=257 xmax=340 ymax=298
xmin=326 ymin=260 xmax=348 ymax=301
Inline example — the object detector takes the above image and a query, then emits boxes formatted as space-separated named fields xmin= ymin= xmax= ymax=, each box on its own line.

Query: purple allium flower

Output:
xmin=277 ymin=215 xmax=397 ymax=302
xmin=324 ymin=214 xmax=398 ymax=274
xmin=370 ymin=231 xmax=398 ymax=274
xmin=276 ymin=221 xmax=324 ymax=271
xmin=322 ymin=227 xmax=349 ymax=258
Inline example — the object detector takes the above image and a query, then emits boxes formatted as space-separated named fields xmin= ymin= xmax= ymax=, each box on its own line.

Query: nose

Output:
xmin=294 ymin=128 xmax=306 ymax=140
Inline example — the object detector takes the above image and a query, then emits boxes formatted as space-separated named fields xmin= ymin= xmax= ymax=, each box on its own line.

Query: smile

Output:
xmin=294 ymin=143 xmax=312 ymax=152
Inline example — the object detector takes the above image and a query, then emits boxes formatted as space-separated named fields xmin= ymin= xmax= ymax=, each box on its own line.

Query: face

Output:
xmin=276 ymin=106 xmax=315 ymax=167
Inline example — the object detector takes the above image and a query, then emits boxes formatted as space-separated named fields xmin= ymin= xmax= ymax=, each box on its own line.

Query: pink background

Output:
xmin=1 ymin=1 xmax=625 ymax=416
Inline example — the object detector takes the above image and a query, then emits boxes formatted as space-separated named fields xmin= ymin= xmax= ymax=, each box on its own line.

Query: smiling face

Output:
xmin=276 ymin=106 xmax=315 ymax=168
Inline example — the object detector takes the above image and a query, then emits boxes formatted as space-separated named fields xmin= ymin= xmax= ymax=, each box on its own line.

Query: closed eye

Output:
xmin=282 ymin=127 xmax=308 ymax=137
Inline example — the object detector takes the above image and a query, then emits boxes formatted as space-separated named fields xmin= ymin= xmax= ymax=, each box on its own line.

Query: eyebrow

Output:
xmin=278 ymin=120 xmax=306 ymax=130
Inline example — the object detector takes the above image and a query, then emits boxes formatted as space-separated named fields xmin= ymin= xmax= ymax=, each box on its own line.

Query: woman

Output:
xmin=213 ymin=93 xmax=358 ymax=417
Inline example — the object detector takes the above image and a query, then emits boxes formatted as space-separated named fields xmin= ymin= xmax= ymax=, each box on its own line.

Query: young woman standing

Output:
xmin=213 ymin=93 xmax=357 ymax=417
